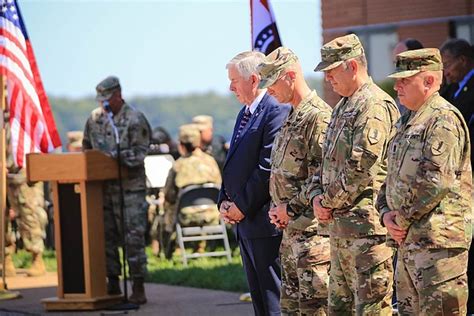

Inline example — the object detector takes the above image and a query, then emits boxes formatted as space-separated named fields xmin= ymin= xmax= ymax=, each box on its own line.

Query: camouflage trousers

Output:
xmin=164 ymin=202 xmax=220 ymax=233
xmin=104 ymin=186 xmax=148 ymax=280
xmin=6 ymin=178 xmax=47 ymax=255
xmin=397 ymin=246 xmax=468 ymax=316
xmin=328 ymin=236 xmax=394 ymax=316
xmin=280 ymin=227 xmax=330 ymax=316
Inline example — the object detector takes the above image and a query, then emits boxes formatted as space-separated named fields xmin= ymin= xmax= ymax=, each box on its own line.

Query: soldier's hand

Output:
xmin=313 ymin=195 xmax=333 ymax=222
xmin=269 ymin=204 xmax=289 ymax=229
xmin=382 ymin=210 xmax=407 ymax=245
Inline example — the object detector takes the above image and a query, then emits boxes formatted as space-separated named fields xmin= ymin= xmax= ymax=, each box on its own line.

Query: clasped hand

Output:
xmin=219 ymin=200 xmax=245 ymax=224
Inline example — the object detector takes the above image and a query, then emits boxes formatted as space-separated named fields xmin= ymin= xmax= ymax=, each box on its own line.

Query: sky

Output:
xmin=20 ymin=0 xmax=322 ymax=98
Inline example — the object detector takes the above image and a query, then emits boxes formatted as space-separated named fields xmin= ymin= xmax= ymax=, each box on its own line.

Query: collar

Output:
xmin=455 ymin=68 xmax=474 ymax=98
xmin=247 ymin=89 xmax=267 ymax=114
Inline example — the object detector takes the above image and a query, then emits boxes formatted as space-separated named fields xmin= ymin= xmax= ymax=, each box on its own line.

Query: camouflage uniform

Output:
xmin=311 ymin=34 xmax=399 ymax=315
xmin=192 ymin=115 xmax=228 ymax=174
xmin=259 ymin=47 xmax=332 ymax=315
xmin=163 ymin=124 xmax=221 ymax=232
xmin=5 ymin=113 xmax=47 ymax=258
xmin=83 ymin=77 xmax=151 ymax=280
xmin=377 ymin=49 xmax=472 ymax=315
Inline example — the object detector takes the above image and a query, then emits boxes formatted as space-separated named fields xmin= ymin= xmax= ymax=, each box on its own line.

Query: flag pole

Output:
xmin=0 ymin=74 xmax=20 ymax=300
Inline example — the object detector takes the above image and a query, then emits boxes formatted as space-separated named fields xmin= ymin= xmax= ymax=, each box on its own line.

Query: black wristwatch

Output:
xmin=286 ymin=204 xmax=296 ymax=218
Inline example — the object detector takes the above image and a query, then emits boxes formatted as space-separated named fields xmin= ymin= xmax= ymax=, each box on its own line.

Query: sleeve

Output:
xmin=395 ymin=114 xmax=466 ymax=229
xmin=322 ymin=102 xmax=393 ymax=210
xmin=289 ymin=110 xmax=331 ymax=218
xmin=233 ymin=105 xmax=288 ymax=217
xmin=163 ymin=167 xmax=178 ymax=205
xmin=82 ymin=118 xmax=93 ymax=150
xmin=119 ymin=113 xmax=151 ymax=168
xmin=376 ymin=181 xmax=391 ymax=226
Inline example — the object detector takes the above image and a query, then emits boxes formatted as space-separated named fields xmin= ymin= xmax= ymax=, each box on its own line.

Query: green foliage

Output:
xmin=146 ymin=247 xmax=247 ymax=292
xmin=48 ymin=77 xmax=325 ymax=147
xmin=12 ymin=249 xmax=57 ymax=272
xmin=377 ymin=79 xmax=397 ymax=99
xmin=12 ymin=247 xmax=248 ymax=292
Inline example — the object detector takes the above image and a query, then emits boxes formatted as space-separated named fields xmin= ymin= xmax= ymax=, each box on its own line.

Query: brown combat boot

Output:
xmin=151 ymin=239 xmax=160 ymax=256
xmin=129 ymin=278 xmax=147 ymax=305
xmin=4 ymin=254 xmax=17 ymax=277
xmin=26 ymin=253 xmax=46 ymax=277
xmin=107 ymin=276 xmax=122 ymax=295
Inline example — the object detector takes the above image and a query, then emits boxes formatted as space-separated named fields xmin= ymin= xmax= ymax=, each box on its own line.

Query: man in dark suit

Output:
xmin=440 ymin=38 xmax=474 ymax=314
xmin=219 ymin=51 xmax=290 ymax=316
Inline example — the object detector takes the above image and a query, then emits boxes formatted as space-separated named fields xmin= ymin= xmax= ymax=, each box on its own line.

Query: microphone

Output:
xmin=103 ymin=100 xmax=119 ymax=145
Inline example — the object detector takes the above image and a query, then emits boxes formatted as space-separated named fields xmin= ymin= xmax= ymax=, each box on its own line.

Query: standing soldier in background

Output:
xmin=258 ymin=47 xmax=332 ymax=315
xmin=378 ymin=48 xmax=472 ymax=315
xmin=4 ymin=109 xmax=47 ymax=277
xmin=83 ymin=75 xmax=151 ymax=304
xmin=163 ymin=124 xmax=221 ymax=254
xmin=311 ymin=34 xmax=399 ymax=315
xmin=66 ymin=131 xmax=83 ymax=152
xmin=192 ymin=115 xmax=228 ymax=174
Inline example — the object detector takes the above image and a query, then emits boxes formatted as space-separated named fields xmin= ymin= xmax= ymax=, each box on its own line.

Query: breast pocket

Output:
xmin=327 ymin=112 xmax=356 ymax=158
xmin=397 ymin=132 xmax=423 ymax=182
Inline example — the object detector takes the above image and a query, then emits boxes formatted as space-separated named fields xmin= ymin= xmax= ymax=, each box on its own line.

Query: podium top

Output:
xmin=26 ymin=150 xmax=119 ymax=182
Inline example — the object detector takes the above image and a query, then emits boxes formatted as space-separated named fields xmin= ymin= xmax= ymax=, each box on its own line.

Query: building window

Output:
xmin=355 ymin=30 xmax=398 ymax=82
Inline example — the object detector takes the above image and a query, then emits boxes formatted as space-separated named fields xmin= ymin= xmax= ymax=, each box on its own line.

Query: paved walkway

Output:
xmin=0 ymin=272 xmax=253 ymax=316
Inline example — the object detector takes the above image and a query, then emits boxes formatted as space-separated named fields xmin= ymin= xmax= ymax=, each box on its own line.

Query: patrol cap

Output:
xmin=257 ymin=47 xmax=299 ymax=89
xmin=96 ymin=76 xmax=121 ymax=101
xmin=66 ymin=130 xmax=83 ymax=149
xmin=314 ymin=34 xmax=365 ymax=72
xmin=179 ymin=124 xmax=201 ymax=147
xmin=192 ymin=115 xmax=213 ymax=131
xmin=388 ymin=48 xmax=443 ymax=79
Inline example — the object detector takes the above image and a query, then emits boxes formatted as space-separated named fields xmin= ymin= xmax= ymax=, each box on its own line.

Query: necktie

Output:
xmin=234 ymin=108 xmax=251 ymax=143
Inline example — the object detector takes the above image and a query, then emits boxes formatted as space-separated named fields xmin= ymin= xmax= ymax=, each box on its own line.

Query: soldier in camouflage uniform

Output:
xmin=163 ymin=124 xmax=221 ymax=234
xmin=377 ymin=48 xmax=472 ymax=315
xmin=82 ymin=76 xmax=151 ymax=304
xmin=192 ymin=115 xmax=228 ymax=174
xmin=311 ymin=34 xmax=399 ymax=315
xmin=257 ymin=47 xmax=332 ymax=315
xmin=4 ymin=109 xmax=47 ymax=277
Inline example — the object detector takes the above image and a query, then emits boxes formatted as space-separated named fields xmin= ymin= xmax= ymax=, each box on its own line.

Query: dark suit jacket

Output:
xmin=441 ymin=75 xmax=474 ymax=124
xmin=219 ymin=93 xmax=290 ymax=240
xmin=441 ymin=75 xmax=474 ymax=166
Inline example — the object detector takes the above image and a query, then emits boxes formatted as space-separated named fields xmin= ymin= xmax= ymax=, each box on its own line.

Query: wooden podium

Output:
xmin=26 ymin=150 xmax=124 ymax=310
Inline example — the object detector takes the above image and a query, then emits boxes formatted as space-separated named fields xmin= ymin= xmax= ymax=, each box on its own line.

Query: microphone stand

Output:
xmin=104 ymin=105 xmax=139 ymax=311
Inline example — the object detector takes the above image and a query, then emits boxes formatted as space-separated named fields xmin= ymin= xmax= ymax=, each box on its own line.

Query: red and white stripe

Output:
xmin=0 ymin=11 xmax=61 ymax=167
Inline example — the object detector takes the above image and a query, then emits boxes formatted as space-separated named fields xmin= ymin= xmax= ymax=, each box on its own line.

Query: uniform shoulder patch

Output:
xmin=367 ymin=127 xmax=381 ymax=145
xmin=430 ymin=139 xmax=446 ymax=156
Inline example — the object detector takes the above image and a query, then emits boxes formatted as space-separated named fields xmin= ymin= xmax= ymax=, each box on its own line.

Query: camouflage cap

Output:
xmin=66 ymin=130 xmax=83 ymax=149
xmin=179 ymin=124 xmax=201 ymax=147
xmin=257 ymin=47 xmax=298 ymax=89
xmin=192 ymin=115 xmax=213 ymax=131
xmin=96 ymin=76 xmax=121 ymax=101
xmin=388 ymin=48 xmax=443 ymax=78
xmin=314 ymin=34 xmax=365 ymax=72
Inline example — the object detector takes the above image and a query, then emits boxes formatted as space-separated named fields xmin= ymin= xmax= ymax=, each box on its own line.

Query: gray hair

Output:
xmin=226 ymin=51 xmax=265 ymax=80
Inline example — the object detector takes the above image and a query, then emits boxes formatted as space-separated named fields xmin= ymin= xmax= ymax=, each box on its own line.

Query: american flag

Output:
xmin=0 ymin=0 xmax=61 ymax=167
xmin=250 ymin=0 xmax=282 ymax=55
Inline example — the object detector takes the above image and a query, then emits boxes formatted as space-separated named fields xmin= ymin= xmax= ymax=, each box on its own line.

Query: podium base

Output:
xmin=42 ymin=294 xmax=123 ymax=311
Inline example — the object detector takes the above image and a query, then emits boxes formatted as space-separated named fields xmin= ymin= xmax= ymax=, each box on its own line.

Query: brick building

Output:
xmin=321 ymin=0 xmax=474 ymax=105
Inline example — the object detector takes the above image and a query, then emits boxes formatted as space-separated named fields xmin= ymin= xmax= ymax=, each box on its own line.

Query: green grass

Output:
xmin=146 ymin=247 xmax=248 ymax=292
xmin=12 ymin=247 xmax=248 ymax=293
